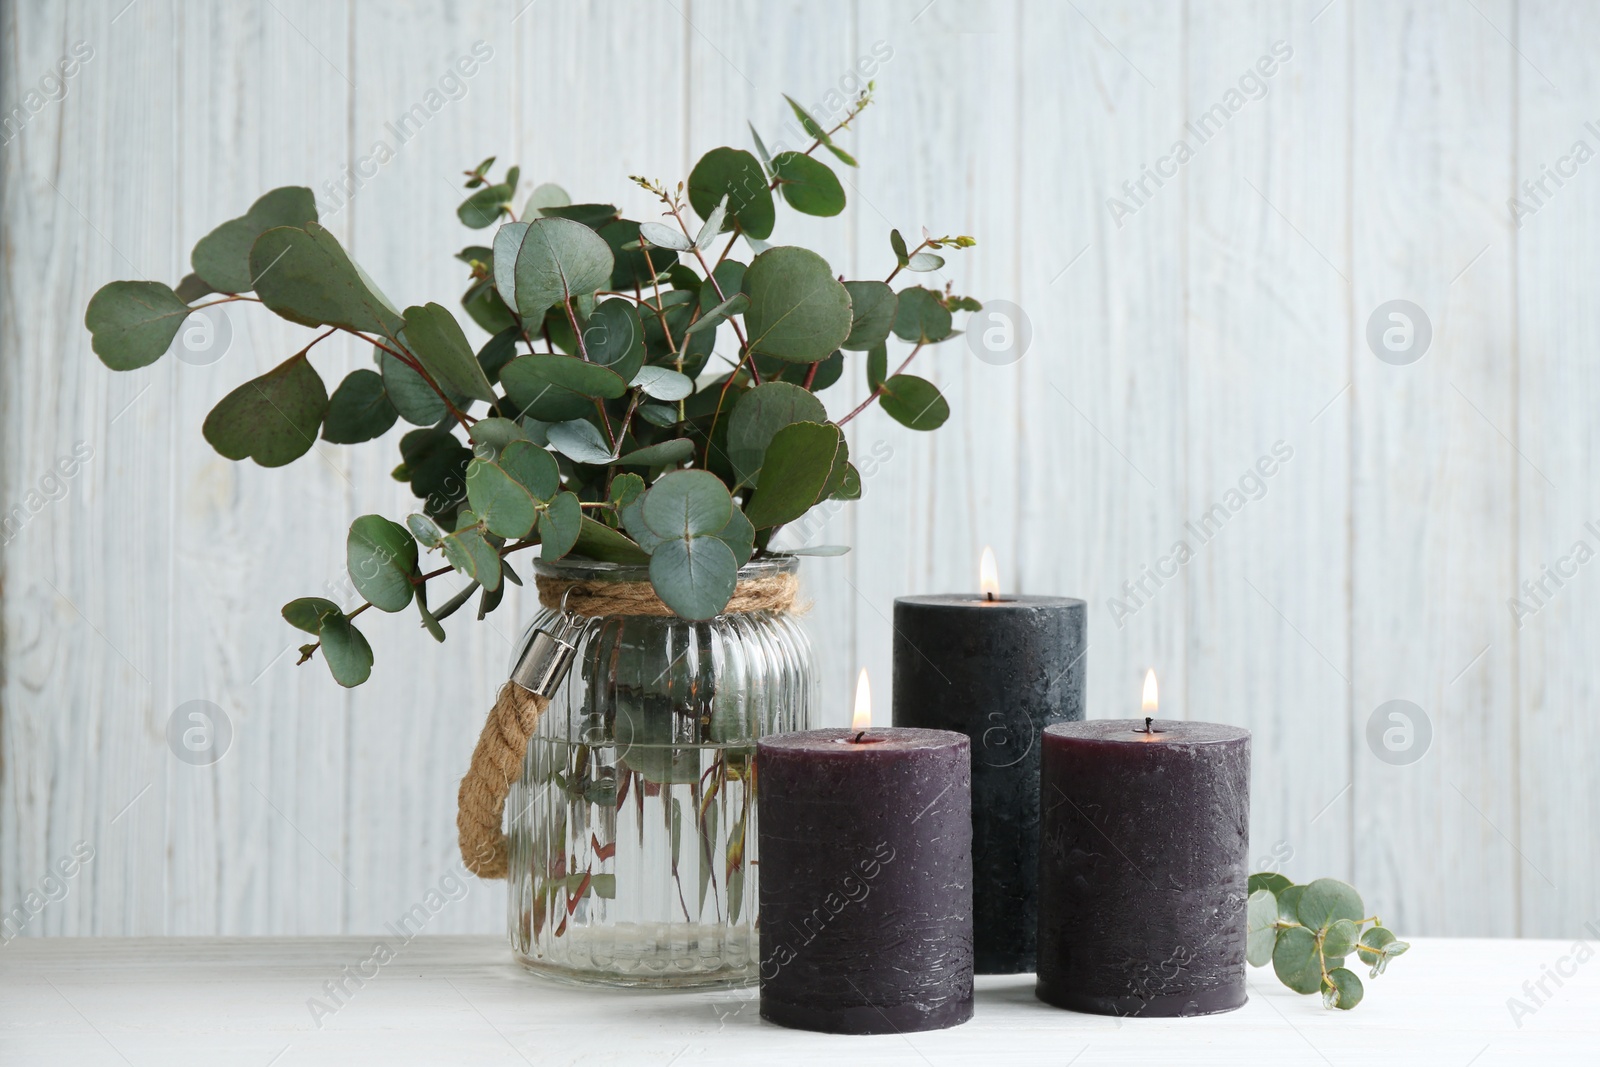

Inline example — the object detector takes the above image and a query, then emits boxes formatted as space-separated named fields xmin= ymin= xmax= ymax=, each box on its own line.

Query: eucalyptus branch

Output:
xmin=837 ymin=343 xmax=923 ymax=426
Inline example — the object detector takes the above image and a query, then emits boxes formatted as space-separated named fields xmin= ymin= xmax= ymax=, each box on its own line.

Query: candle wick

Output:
xmin=852 ymin=730 xmax=866 ymax=744
xmin=984 ymin=590 xmax=996 ymax=602
xmin=1144 ymin=716 xmax=1153 ymax=733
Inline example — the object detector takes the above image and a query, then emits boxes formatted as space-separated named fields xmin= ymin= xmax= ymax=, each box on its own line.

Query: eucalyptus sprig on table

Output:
xmin=1246 ymin=873 xmax=1411 ymax=1010
xmin=85 ymin=87 xmax=977 ymax=687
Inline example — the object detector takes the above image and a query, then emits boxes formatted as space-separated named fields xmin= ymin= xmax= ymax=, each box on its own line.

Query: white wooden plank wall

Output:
xmin=1 ymin=0 xmax=1594 ymax=938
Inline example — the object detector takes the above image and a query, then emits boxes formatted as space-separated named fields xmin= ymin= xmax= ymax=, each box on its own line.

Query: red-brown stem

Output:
xmin=837 ymin=343 xmax=923 ymax=426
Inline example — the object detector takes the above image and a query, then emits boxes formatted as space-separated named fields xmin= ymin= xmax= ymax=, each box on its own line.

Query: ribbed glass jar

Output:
xmin=506 ymin=556 xmax=814 ymax=988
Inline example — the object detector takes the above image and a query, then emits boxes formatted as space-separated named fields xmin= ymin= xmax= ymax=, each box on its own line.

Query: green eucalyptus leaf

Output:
xmin=1322 ymin=967 xmax=1364 ymax=1010
xmin=511 ymin=216 xmax=614 ymax=323
xmin=319 ymin=612 xmax=373 ymax=687
xmin=891 ymin=286 xmax=953 ymax=344
xmin=501 ymin=353 xmax=627 ymax=421
xmin=1271 ymin=925 xmax=1323 ymax=995
xmin=1248 ymin=872 xmax=1295 ymax=896
xmin=346 ymin=515 xmax=418 ymax=612
xmin=1297 ymin=878 xmax=1364 ymax=933
xmin=610 ymin=472 xmax=645 ymax=506
xmin=638 ymin=222 xmax=693 ymax=251
xmin=889 ymin=228 xmax=910 ymax=267
xmin=631 ymin=366 xmax=694 ymax=401
xmin=1276 ymin=885 xmax=1307 ymax=924
xmin=696 ymin=195 xmax=729 ymax=250
xmin=467 ymin=416 xmax=531 ymax=458
xmin=727 ymin=381 xmax=827 ymax=486
xmin=749 ymin=123 xmax=774 ymax=173
xmin=463 ymin=278 xmax=517 ymax=335
xmin=715 ymin=506 xmax=755 ymax=566
xmin=538 ymin=203 xmax=619 ymax=229
xmin=283 ymin=597 xmax=341 ymax=634
xmin=441 ymin=519 xmax=501 ymax=591
xmin=523 ymin=182 xmax=569 ymax=217
xmin=743 ymin=421 xmax=842 ymax=529
xmin=477 ymin=325 xmax=521 ymax=383
xmin=379 ymin=350 xmax=449 ymax=427
xmin=905 ymin=251 xmax=945 ymax=272
xmin=842 ymin=281 xmax=896 ymax=351
xmin=642 ymin=470 xmax=733 ymax=539
xmin=783 ymin=95 xmax=830 ymax=143
xmin=688 ymin=147 xmax=774 ymax=239
xmin=780 ymin=544 xmax=850 ymax=556
xmin=741 ymin=247 xmax=852 ymax=363
xmin=685 ymin=292 xmax=749 ymax=335
xmin=249 ymin=222 xmax=403 ymax=334
xmin=192 ymin=187 xmax=318 ymax=293
xmin=400 ymin=428 xmax=472 ymax=522
xmin=826 ymin=459 xmax=861 ymax=501
xmin=601 ymin=219 xmax=675 ymax=289
xmin=582 ymin=298 xmax=646 ymax=383
xmin=1246 ymin=888 xmax=1279 ymax=967
xmin=650 ymin=535 xmax=738 ymax=621
xmin=1322 ymin=918 xmax=1360 ymax=958
xmin=402 ymin=303 xmax=498 ymax=405
xmin=407 ymin=513 xmax=444 ymax=549
xmin=547 ymin=419 xmax=617 ymax=464
xmin=415 ymin=581 xmax=446 ymax=642
xmin=498 ymin=440 xmax=560 ymax=502
xmin=202 ymin=353 xmax=329 ymax=467
xmin=84 ymin=281 xmax=191 ymax=370
xmin=539 ymin=491 xmax=582 ymax=560
xmin=323 ymin=369 xmax=398 ymax=444
xmin=879 ymin=374 xmax=949 ymax=431
xmin=770 ymin=151 xmax=846 ymax=216
xmin=458 ymin=181 xmax=515 ymax=228
xmin=615 ymin=438 xmax=694 ymax=468
xmin=866 ymin=343 xmax=888 ymax=392
xmin=491 ymin=221 xmax=530 ymax=307
xmin=573 ymin=516 xmax=651 ymax=565
xmin=825 ymin=142 xmax=857 ymax=168
xmin=638 ymin=401 xmax=679 ymax=427
xmin=466 ymin=458 xmax=539 ymax=539
xmin=174 ymin=273 xmax=216 ymax=303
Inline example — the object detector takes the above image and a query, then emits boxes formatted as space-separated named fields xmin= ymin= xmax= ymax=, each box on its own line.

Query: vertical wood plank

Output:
xmin=167 ymin=0 xmax=353 ymax=936
xmin=1186 ymin=3 xmax=1353 ymax=887
xmin=1 ymin=0 xmax=181 ymax=937
xmin=1016 ymin=0 xmax=1187 ymax=723
xmin=852 ymin=0 xmax=1023 ymax=723
xmin=1515 ymin=0 xmax=1600 ymax=938
xmin=685 ymin=0 xmax=860 ymax=721
xmin=1350 ymin=0 xmax=1519 ymax=936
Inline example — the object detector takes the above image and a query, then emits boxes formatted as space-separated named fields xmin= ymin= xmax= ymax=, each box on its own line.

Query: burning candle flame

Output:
xmin=979 ymin=545 xmax=1001 ymax=599
xmin=852 ymin=668 xmax=872 ymax=733
xmin=1142 ymin=668 xmax=1159 ymax=716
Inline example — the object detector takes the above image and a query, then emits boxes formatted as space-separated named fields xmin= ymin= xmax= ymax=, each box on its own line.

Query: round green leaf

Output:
xmin=512 ymin=216 xmax=614 ymax=323
xmin=688 ymin=147 xmax=774 ymax=240
xmin=538 ymin=203 xmax=619 ymax=229
xmin=715 ymin=506 xmax=755 ymax=566
xmin=615 ymin=438 xmax=694 ymax=468
xmin=547 ymin=418 xmax=616 ymax=465
xmin=571 ymin=516 xmax=652 ymax=565
xmin=631 ymin=366 xmax=694 ymax=401
xmin=879 ymin=374 xmax=949 ymax=431
xmin=283 ymin=597 xmax=341 ymax=634
xmin=407 ymin=513 xmax=444 ymax=549
xmin=649 ymin=535 xmax=739 ymax=621
xmin=499 ymin=440 xmax=560 ymax=501
xmin=1246 ymin=888 xmax=1279 ymax=968
xmin=770 ymin=151 xmax=846 ymax=216
xmin=741 ymin=247 xmax=852 ymax=363
xmin=500 ymin=354 xmax=627 ymax=422
xmin=466 ymin=459 xmax=539 ymax=539
xmin=249 ymin=222 xmax=403 ymax=334
xmin=192 ymin=186 xmax=318 ymax=294
xmin=1271 ymin=925 xmax=1323 ymax=995
xmin=743 ymin=421 xmax=842 ymax=529
xmin=728 ymin=381 xmax=827 ymax=486
xmin=601 ymin=219 xmax=675 ymax=289
xmin=202 ymin=353 xmax=329 ymax=468
xmin=85 ymin=281 xmax=192 ymax=370
xmin=1322 ymin=967 xmax=1364 ymax=1010
xmin=842 ymin=280 xmax=897 ymax=351
xmin=174 ymin=273 xmax=216 ymax=303
xmin=346 ymin=515 xmax=419 ymax=612
xmin=401 ymin=302 xmax=497 ymax=405
xmin=539 ymin=491 xmax=582 ymax=560
xmin=1297 ymin=878 xmax=1365 ymax=933
xmin=323 ymin=369 xmax=398 ymax=444
xmin=379 ymin=349 xmax=449 ymax=426
xmin=1276 ymin=884 xmax=1307 ymax=923
xmin=442 ymin=520 xmax=501 ymax=591
xmin=466 ymin=416 xmax=530 ymax=458
xmin=319 ymin=613 xmax=373 ymax=687
xmin=491 ymin=221 xmax=530 ymax=308
xmin=399 ymin=428 xmax=472 ymax=522
xmin=642 ymin=469 xmax=734 ymax=539
xmin=1248 ymin=872 xmax=1295 ymax=896
xmin=1322 ymin=918 xmax=1360 ymax=958
xmin=582 ymin=298 xmax=646 ymax=383
xmin=891 ymin=286 xmax=953 ymax=344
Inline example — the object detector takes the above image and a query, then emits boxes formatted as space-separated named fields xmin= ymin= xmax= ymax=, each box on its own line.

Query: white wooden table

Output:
xmin=1 ymin=936 xmax=1591 ymax=1064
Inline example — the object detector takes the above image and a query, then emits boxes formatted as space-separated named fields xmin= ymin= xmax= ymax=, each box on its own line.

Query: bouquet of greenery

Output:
xmin=86 ymin=88 xmax=975 ymax=686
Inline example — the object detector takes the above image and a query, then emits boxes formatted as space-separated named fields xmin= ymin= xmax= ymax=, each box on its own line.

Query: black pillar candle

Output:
xmin=1036 ymin=717 xmax=1251 ymax=1017
xmin=892 ymin=586 xmax=1086 ymax=974
xmin=756 ymin=717 xmax=974 ymax=1034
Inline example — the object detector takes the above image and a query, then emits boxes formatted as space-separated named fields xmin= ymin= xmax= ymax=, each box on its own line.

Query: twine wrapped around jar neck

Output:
xmin=457 ymin=567 xmax=803 ymax=880
xmin=534 ymin=570 xmax=801 ymax=618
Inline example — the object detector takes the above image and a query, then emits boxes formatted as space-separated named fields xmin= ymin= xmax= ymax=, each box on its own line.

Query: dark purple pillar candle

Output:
xmin=756 ymin=728 xmax=974 ymax=1034
xmin=893 ymin=593 xmax=1086 ymax=973
xmin=1036 ymin=719 xmax=1251 ymax=1017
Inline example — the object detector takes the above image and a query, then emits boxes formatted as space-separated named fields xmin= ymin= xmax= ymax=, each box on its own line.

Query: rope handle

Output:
xmin=457 ymin=682 xmax=550 ymax=879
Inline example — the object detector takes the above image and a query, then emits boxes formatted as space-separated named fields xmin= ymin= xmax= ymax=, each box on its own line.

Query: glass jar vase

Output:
xmin=505 ymin=556 xmax=814 ymax=988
